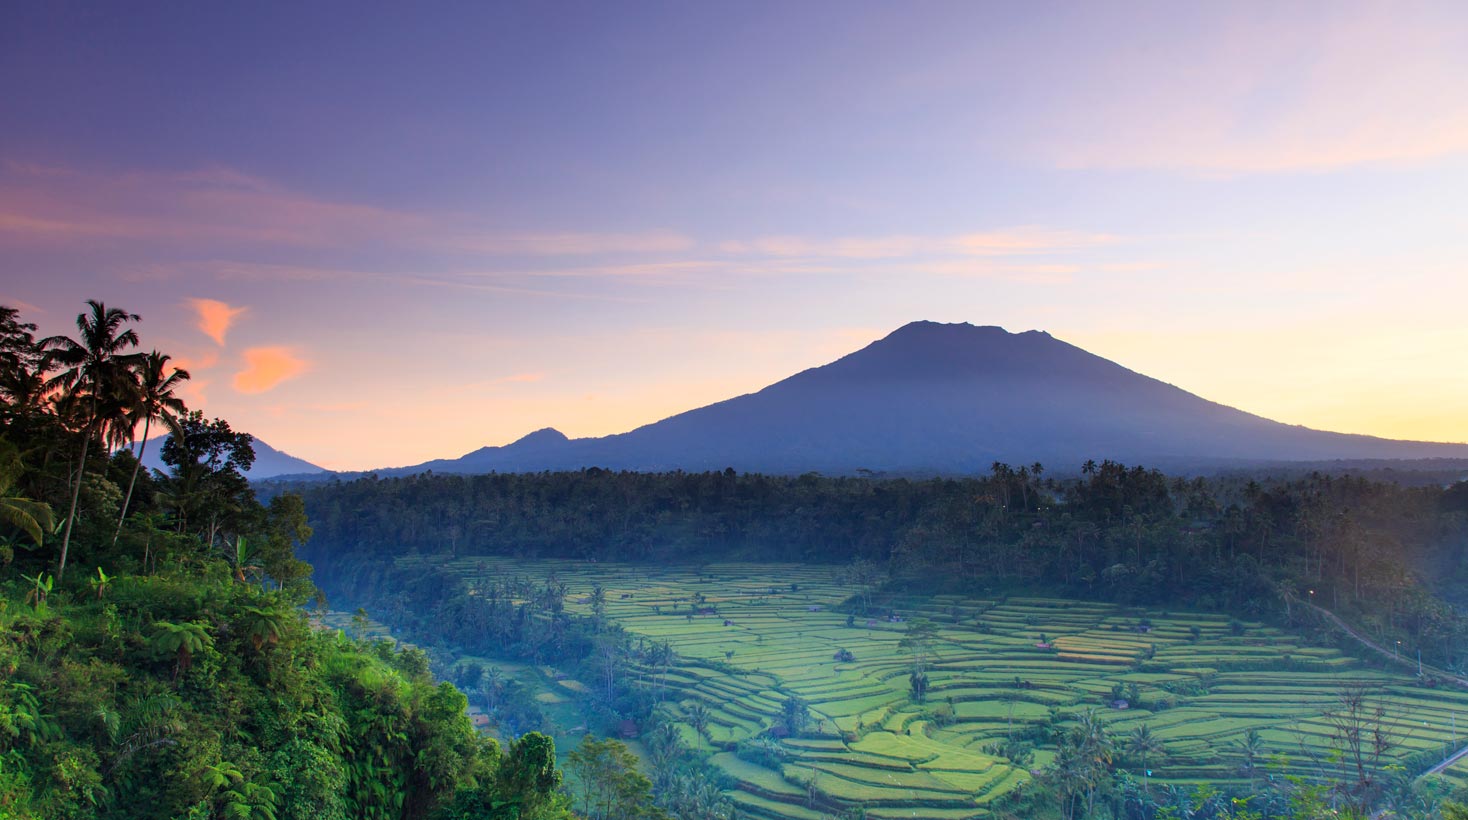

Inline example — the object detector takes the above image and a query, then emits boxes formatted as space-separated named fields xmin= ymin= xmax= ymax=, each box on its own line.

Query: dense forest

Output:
xmin=0 ymin=302 xmax=605 ymax=820
xmin=291 ymin=463 xmax=1468 ymax=671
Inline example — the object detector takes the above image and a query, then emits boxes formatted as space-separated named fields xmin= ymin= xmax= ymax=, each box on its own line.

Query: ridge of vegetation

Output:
xmin=0 ymin=302 xmax=599 ymax=820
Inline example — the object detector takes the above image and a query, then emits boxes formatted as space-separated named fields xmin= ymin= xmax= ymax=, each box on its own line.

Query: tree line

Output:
xmin=290 ymin=460 xmax=1468 ymax=670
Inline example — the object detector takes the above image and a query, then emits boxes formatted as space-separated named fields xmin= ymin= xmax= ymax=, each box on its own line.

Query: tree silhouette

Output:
xmin=113 ymin=350 xmax=189 ymax=545
xmin=40 ymin=300 xmax=144 ymax=580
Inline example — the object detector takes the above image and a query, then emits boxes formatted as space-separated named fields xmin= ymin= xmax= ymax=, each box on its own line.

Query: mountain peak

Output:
xmin=811 ymin=320 xmax=1071 ymax=383
xmin=381 ymin=321 xmax=1468 ymax=477
xmin=510 ymin=427 xmax=570 ymax=447
xmin=887 ymin=320 xmax=1013 ymax=337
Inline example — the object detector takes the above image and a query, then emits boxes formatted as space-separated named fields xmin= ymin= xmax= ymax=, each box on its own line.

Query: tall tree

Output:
xmin=113 ymin=350 xmax=190 ymax=545
xmin=160 ymin=412 xmax=256 ymax=547
xmin=40 ymin=300 xmax=144 ymax=580
xmin=1126 ymin=724 xmax=1164 ymax=794
xmin=899 ymin=618 xmax=939 ymax=702
xmin=0 ymin=305 xmax=47 ymax=416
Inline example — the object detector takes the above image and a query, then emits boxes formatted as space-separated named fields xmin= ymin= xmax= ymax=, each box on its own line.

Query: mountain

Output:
xmin=382 ymin=321 xmax=1468 ymax=476
xmin=138 ymin=435 xmax=327 ymax=479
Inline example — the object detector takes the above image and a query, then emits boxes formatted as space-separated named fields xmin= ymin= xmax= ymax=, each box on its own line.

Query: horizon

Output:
xmin=5 ymin=3 xmax=1468 ymax=469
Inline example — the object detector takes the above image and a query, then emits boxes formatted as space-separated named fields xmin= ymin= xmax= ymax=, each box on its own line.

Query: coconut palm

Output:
xmin=113 ymin=350 xmax=189 ymax=545
xmin=1235 ymin=727 xmax=1266 ymax=776
xmin=686 ymin=701 xmax=712 ymax=738
xmin=1127 ymin=724 xmax=1165 ymax=794
xmin=40 ymin=300 xmax=144 ymax=581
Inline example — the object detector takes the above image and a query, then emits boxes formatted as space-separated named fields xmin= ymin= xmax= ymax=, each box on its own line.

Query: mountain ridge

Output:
xmin=138 ymin=435 xmax=327 ymax=479
xmin=358 ymin=321 xmax=1468 ymax=477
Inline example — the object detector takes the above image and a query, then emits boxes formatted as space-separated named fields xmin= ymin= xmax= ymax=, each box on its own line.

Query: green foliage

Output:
xmin=567 ymin=736 xmax=667 ymax=820
xmin=0 ymin=300 xmax=579 ymax=820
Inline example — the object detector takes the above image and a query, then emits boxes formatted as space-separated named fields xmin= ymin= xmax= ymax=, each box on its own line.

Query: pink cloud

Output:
xmin=187 ymin=298 xmax=248 ymax=345
xmin=233 ymin=347 xmax=308 ymax=394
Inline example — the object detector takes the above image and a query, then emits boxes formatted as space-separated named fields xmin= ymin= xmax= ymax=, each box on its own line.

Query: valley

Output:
xmin=386 ymin=556 xmax=1468 ymax=819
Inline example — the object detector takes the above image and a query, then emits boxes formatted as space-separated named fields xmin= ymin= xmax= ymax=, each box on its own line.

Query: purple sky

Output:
xmin=3 ymin=2 xmax=1467 ymax=469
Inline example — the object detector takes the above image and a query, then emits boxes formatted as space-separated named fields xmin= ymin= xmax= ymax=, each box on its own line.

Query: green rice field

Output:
xmin=406 ymin=557 xmax=1468 ymax=819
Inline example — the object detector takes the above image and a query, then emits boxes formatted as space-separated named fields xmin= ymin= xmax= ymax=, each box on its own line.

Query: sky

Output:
xmin=2 ymin=1 xmax=1467 ymax=470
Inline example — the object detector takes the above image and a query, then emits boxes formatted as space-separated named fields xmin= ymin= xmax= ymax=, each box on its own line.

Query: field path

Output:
xmin=1422 ymin=742 xmax=1468 ymax=779
xmin=1297 ymin=597 xmax=1468 ymax=689
xmin=1301 ymin=599 xmax=1468 ymax=798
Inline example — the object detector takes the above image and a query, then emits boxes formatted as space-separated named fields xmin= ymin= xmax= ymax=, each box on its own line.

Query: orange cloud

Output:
xmin=233 ymin=347 xmax=308 ymax=394
xmin=188 ymin=298 xmax=247 ymax=345
xmin=178 ymin=378 xmax=210 ymax=410
xmin=171 ymin=350 xmax=220 ymax=373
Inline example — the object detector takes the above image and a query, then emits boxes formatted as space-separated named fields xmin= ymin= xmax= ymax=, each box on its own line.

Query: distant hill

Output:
xmin=138 ymin=435 xmax=326 ymax=479
xmin=374 ymin=321 xmax=1468 ymax=476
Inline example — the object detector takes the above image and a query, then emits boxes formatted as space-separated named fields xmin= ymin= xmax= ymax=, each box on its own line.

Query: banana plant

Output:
xmin=227 ymin=536 xmax=262 ymax=584
xmin=22 ymin=571 xmax=53 ymax=607
xmin=89 ymin=566 xmax=113 ymax=600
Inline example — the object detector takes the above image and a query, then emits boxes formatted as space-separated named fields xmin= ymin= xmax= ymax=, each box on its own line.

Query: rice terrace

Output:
xmin=393 ymin=555 xmax=1468 ymax=820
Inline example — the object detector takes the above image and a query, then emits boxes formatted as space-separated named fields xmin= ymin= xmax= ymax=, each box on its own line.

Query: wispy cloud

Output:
xmin=233 ymin=346 xmax=308 ymax=394
xmin=719 ymin=227 xmax=1115 ymax=259
xmin=0 ymin=162 xmax=692 ymax=257
xmin=454 ymin=232 xmax=694 ymax=256
xmin=0 ymin=296 xmax=45 ymax=314
xmin=188 ymin=297 xmax=248 ymax=345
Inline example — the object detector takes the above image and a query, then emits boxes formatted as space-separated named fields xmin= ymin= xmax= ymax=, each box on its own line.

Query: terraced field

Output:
xmin=410 ymin=557 xmax=1468 ymax=819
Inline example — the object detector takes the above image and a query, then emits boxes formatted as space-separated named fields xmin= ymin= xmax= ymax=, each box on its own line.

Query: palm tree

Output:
xmin=686 ymin=701 xmax=712 ymax=738
xmin=41 ymin=300 xmax=144 ymax=581
xmin=1127 ymin=724 xmax=1165 ymax=794
xmin=1235 ymin=727 xmax=1266 ymax=776
xmin=113 ymin=351 xmax=189 ymax=545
